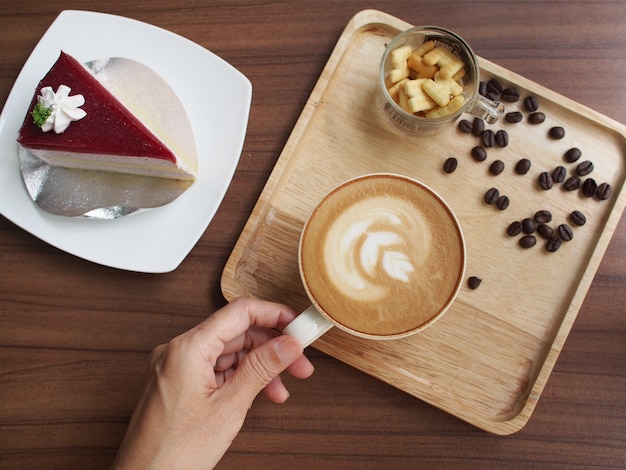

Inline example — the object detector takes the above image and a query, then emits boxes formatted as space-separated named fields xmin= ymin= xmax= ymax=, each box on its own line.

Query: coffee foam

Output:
xmin=300 ymin=175 xmax=464 ymax=337
xmin=323 ymin=196 xmax=429 ymax=303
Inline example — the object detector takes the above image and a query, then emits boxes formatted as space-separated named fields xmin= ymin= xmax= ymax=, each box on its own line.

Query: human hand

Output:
xmin=112 ymin=297 xmax=313 ymax=469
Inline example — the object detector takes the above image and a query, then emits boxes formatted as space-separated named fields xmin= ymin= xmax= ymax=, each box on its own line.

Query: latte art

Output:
xmin=324 ymin=197 xmax=430 ymax=303
xmin=300 ymin=174 xmax=465 ymax=338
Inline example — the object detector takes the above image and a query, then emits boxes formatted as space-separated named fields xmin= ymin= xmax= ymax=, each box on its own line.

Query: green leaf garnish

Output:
xmin=31 ymin=103 xmax=52 ymax=128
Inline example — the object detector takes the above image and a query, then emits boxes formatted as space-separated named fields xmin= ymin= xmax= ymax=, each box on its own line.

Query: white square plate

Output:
xmin=0 ymin=10 xmax=252 ymax=272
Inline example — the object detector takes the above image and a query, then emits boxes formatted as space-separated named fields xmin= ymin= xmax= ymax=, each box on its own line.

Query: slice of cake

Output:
xmin=17 ymin=51 xmax=197 ymax=180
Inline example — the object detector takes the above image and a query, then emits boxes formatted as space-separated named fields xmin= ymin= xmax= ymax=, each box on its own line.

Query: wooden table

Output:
xmin=1 ymin=1 xmax=624 ymax=468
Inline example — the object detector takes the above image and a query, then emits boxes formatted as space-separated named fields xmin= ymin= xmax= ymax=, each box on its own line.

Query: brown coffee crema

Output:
xmin=300 ymin=174 xmax=464 ymax=338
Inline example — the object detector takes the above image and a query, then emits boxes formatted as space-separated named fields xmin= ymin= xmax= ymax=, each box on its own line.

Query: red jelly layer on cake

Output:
xmin=17 ymin=52 xmax=176 ymax=163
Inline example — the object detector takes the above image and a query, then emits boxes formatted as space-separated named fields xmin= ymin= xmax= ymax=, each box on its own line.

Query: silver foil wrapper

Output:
xmin=18 ymin=57 xmax=196 ymax=219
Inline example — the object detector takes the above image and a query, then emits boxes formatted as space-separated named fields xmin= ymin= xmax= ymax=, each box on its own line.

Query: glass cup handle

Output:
xmin=467 ymin=95 xmax=505 ymax=124
xmin=283 ymin=305 xmax=333 ymax=347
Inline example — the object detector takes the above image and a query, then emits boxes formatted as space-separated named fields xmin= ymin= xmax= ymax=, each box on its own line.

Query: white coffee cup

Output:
xmin=283 ymin=173 xmax=466 ymax=347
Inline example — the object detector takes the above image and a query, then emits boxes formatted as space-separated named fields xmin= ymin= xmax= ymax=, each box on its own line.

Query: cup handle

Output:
xmin=467 ymin=95 xmax=505 ymax=124
xmin=282 ymin=305 xmax=333 ymax=347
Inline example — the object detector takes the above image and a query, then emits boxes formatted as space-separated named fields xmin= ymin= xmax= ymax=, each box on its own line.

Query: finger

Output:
xmin=285 ymin=354 xmax=315 ymax=379
xmin=263 ymin=375 xmax=290 ymax=403
xmin=222 ymin=335 xmax=304 ymax=406
xmin=189 ymin=298 xmax=299 ymax=367
xmin=219 ymin=326 xmax=280 ymax=359
xmin=214 ymin=352 xmax=238 ymax=372
xmin=215 ymin=345 xmax=314 ymax=379
xmin=206 ymin=297 xmax=299 ymax=340
xmin=213 ymin=326 xmax=280 ymax=373
xmin=213 ymin=327 xmax=310 ymax=391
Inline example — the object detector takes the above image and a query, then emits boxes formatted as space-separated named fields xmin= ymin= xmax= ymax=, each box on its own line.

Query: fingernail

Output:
xmin=274 ymin=337 xmax=302 ymax=363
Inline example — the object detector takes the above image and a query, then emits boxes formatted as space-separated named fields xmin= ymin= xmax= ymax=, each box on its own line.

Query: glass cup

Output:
xmin=379 ymin=25 xmax=504 ymax=135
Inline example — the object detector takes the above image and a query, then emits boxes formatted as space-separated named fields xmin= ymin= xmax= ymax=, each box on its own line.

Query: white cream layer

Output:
xmin=27 ymin=147 xmax=196 ymax=180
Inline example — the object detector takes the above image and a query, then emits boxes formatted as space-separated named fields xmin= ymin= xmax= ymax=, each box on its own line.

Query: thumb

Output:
xmin=225 ymin=335 xmax=304 ymax=405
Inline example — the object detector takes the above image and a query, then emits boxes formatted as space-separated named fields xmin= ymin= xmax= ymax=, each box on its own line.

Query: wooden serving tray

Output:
xmin=221 ymin=10 xmax=626 ymax=434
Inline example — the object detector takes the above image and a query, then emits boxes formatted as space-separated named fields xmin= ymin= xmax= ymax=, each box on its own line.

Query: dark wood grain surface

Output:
xmin=1 ymin=1 xmax=624 ymax=469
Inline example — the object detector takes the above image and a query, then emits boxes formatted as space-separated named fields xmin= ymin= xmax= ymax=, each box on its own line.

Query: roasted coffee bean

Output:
xmin=468 ymin=276 xmax=482 ymax=289
xmin=539 ymin=171 xmax=553 ymax=190
xmin=496 ymin=195 xmax=510 ymax=210
xmin=537 ymin=224 xmax=554 ymax=239
xmin=534 ymin=210 xmax=552 ymax=224
xmin=522 ymin=218 xmax=536 ymax=234
xmin=515 ymin=158 xmax=531 ymax=175
xmin=495 ymin=129 xmax=509 ymax=147
xmin=596 ymin=182 xmax=612 ymax=200
xmin=576 ymin=160 xmax=594 ymax=176
xmin=519 ymin=235 xmax=537 ymax=249
xmin=558 ymin=224 xmax=574 ymax=241
xmin=471 ymin=146 xmax=487 ymax=162
xmin=524 ymin=96 xmax=539 ymax=112
xmin=472 ymin=118 xmax=485 ymax=136
xmin=548 ymin=126 xmax=565 ymax=139
xmin=489 ymin=160 xmax=505 ymax=175
xmin=458 ymin=119 xmax=473 ymax=133
xmin=505 ymin=111 xmax=523 ymax=123
xmin=501 ymin=87 xmax=520 ymax=102
xmin=546 ymin=236 xmax=562 ymax=253
xmin=479 ymin=81 xmax=488 ymax=96
xmin=484 ymin=187 xmax=500 ymax=204
xmin=551 ymin=165 xmax=567 ymax=184
xmin=570 ymin=210 xmax=587 ymax=226
xmin=481 ymin=129 xmax=496 ymax=148
xmin=582 ymin=178 xmax=597 ymax=197
xmin=564 ymin=147 xmax=582 ymax=163
xmin=563 ymin=175 xmax=581 ymax=191
xmin=486 ymin=78 xmax=503 ymax=96
xmin=507 ymin=220 xmax=523 ymax=236
xmin=444 ymin=157 xmax=458 ymax=174
xmin=528 ymin=112 xmax=546 ymax=124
